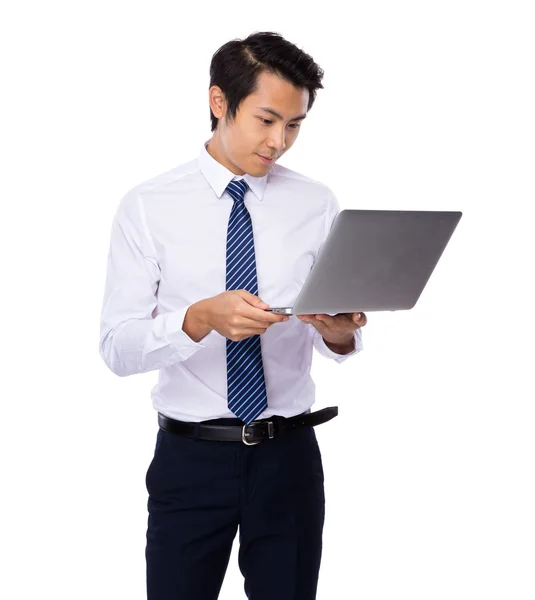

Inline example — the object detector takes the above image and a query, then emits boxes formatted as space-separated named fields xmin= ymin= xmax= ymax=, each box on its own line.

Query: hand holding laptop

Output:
xmin=297 ymin=311 xmax=368 ymax=348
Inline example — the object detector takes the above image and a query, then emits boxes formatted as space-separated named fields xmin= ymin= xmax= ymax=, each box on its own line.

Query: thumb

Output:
xmin=236 ymin=289 xmax=269 ymax=309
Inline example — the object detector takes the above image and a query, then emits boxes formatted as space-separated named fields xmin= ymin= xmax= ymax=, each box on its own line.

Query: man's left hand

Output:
xmin=296 ymin=312 xmax=368 ymax=347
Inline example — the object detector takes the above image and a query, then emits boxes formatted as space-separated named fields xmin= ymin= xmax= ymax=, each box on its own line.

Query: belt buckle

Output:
xmin=242 ymin=420 xmax=274 ymax=445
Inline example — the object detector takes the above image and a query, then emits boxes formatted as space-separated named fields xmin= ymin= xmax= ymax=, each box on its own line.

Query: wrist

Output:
xmin=323 ymin=334 xmax=355 ymax=355
xmin=183 ymin=299 xmax=213 ymax=342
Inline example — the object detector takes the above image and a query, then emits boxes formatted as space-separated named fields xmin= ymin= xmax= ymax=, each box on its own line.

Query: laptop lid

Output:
xmin=291 ymin=209 xmax=462 ymax=314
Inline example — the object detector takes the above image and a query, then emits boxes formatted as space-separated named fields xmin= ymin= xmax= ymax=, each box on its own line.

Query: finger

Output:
xmin=298 ymin=314 xmax=321 ymax=324
xmin=241 ymin=303 xmax=289 ymax=324
xmin=235 ymin=315 xmax=286 ymax=329
xmin=314 ymin=314 xmax=337 ymax=327
xmin=300 ymin=315 xmax=332 ymax=334
xmin=235 ymin=290 xmax=268 ymax=309
xmin=352 ymin=312 xmax=367 ymax=326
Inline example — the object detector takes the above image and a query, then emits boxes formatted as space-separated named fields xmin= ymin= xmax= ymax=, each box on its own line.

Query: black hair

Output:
xmin=208 ymin=31 xmax=324 ymax=132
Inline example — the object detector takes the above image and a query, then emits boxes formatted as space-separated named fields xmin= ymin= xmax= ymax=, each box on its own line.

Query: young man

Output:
xmin=99 ymin=31 xmax=367 ymax=600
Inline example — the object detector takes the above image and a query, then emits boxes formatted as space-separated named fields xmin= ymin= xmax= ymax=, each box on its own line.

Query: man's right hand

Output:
xmin=183 ymin=290 xmax=289 ymax=343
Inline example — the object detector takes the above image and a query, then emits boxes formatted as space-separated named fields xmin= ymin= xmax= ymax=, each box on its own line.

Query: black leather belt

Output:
xmin=157 ymin=406 xmax=339 ymax=445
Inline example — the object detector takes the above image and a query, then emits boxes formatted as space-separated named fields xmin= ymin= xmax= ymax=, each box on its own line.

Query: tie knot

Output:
xmin=226 ymin=179 xmax=249 ymax=203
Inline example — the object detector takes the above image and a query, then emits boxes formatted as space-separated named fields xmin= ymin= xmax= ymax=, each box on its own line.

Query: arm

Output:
xmin=324 ymin=334 xmax=356 ymax=355
xmin=98 ymin=192 xmax=216 ymax=377
xmin=307 ymin=187 xmax=364 ymax=363
xmin=311 ymin=327 xmax=363 ymax=364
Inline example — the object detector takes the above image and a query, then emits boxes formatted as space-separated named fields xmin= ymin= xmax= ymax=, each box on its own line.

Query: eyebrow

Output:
xmin=256 ymin=107 xmax=307 ymax=121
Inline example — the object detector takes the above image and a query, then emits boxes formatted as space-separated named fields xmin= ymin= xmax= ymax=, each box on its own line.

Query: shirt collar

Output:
xmin=198 ymin=138 xmax=268 ymax=202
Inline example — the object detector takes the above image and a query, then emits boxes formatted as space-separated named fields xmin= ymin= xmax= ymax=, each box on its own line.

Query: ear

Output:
xmin=209 ymin=85 xmax=227 ymax=120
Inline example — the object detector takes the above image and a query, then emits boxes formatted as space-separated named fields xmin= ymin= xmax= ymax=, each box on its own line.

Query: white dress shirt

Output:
xmin=99 ymin=139 xmax=363 ymax=422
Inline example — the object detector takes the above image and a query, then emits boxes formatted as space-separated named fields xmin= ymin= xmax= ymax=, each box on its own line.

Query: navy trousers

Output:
xmin=145 ymin=416 xmax=326 ymax=600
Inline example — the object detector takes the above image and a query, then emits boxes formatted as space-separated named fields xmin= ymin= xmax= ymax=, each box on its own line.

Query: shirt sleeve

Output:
xmin=311 ymin=327 xmax=363 ymax=363
xmin=311 ymin=187 xmax=364 ymax=363
xmin=98 ymin=191 xmax=218 ymax=377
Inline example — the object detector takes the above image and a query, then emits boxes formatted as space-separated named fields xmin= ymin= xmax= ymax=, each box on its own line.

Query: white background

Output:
xmin=2 ymin=1 xmax=534 ymax=598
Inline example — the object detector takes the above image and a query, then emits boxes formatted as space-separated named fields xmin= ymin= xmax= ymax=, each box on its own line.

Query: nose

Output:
xmin=266 ymin=126 xmax=286 ymax=154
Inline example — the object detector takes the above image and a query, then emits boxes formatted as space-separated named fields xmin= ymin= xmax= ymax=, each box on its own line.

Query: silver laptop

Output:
xmin=266 ymin=209 xmax=462 ymax=315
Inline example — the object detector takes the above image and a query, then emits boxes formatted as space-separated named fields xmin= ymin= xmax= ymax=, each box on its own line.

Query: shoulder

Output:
xmin=119 ymin=158 xmax=201 ymax=210
xmin=269 ymin=163 xmax=336 ymax=202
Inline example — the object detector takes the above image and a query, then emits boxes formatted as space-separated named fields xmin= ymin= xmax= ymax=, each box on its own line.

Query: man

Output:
xmin=99 ymin=31 xmax=367 ymax=600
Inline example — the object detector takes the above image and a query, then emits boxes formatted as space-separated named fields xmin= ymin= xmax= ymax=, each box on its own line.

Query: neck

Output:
xmin=206 ymin=133 xmax=245 ymax=176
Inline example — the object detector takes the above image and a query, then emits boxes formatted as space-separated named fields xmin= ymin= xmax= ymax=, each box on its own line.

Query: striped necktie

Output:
xmin=225 ymin=179 xmax=268 ymax=424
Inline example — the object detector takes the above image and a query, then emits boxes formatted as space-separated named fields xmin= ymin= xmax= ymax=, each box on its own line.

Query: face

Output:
xmin=207 ymin=70 xmax=309 ymax=176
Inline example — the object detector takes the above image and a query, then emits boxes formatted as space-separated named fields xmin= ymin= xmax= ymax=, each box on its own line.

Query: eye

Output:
xmin=258 ymin=118 xmax=300 ymax=129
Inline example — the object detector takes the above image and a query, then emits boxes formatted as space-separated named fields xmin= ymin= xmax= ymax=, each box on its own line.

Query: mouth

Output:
xmin=256 ymin=154 xmax=276 ymax=164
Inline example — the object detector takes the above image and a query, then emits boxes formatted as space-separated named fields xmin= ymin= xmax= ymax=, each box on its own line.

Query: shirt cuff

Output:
xmin=163 ymin=305 xmax=220 ymax=360
xmin=313 ymin=327 xmax=363 ymax=363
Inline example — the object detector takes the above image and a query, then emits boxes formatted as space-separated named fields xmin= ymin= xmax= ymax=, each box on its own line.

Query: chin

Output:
xmin=254 ymin=166 xmax=271 ymax=176
xmin=252 ymin=161 xmax=275 ymax=175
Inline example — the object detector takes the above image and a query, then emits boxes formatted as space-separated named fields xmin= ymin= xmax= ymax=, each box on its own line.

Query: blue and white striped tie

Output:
xmin=225 ymin=179 xmax=268 ymax=424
